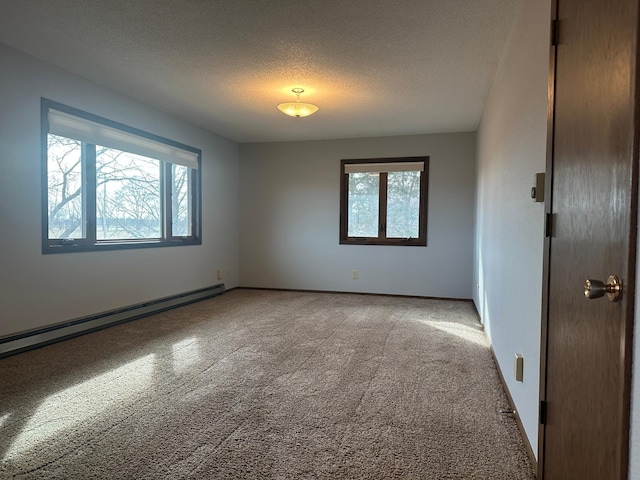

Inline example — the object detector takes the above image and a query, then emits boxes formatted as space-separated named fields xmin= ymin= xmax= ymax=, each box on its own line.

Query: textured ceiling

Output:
xmin=0 ymin=0 xmax=521 ymax=143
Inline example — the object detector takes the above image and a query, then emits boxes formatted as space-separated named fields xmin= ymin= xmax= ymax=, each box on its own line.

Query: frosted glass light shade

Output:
xmin=277 ymin=88 xmax=318 ymax=118
xmin=277 ymin=102 xmax=319 ymax=118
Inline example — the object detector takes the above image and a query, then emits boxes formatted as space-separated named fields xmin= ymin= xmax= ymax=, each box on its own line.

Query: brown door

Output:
xmin=540 ymin=0 xmax=638 ymax=479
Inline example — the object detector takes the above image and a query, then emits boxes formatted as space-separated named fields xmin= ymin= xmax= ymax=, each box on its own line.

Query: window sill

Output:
xmin=339 ymin=238 xmax=426 ymax=246
xmin=43 ymin=238 xmax=200 ymax=254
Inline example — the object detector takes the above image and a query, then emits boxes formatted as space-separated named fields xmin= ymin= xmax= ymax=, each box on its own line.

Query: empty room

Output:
xmin=2 ymin=0 xmax=640 ymax=479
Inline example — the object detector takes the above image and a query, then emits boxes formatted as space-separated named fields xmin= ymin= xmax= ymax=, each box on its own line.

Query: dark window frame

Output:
xmin=339 ymin=156 xmax=429 ymax=246
xmin=41 ymin=98 xmax=202 ymax=254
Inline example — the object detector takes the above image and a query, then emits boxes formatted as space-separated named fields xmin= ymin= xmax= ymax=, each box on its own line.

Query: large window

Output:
xmin=340 ymin=157 xmax=428 ymax=246
xmin=42 ymin=99 xmax=201 ymax=253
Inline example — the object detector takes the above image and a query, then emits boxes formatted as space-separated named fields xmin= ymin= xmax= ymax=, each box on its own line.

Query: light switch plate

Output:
xmin=514 ymin=354 xmax=524 ymax=382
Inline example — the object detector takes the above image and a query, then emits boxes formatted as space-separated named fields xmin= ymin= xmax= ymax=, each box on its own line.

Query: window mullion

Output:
xmin=379 ymin=172 xmax=388 ymax=240
xmin=85 ymin=143 xmax=97 ymax=244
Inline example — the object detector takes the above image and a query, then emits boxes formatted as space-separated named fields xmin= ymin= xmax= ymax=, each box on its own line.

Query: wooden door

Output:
xmin=540 ymin=0 xmax=638 ymax=479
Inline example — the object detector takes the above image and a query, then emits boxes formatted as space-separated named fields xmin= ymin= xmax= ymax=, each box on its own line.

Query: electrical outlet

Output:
xmin=217 ymin=269 xmax=223 ymax=280
xmin=352 ymin=270 xmax=358 ymax=280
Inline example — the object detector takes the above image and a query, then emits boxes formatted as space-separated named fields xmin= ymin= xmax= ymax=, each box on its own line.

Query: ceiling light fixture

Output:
xmin=277 ymin=88 xmax=318 ymax=118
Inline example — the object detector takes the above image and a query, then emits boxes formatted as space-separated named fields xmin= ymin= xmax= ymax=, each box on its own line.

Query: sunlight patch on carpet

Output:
xmin=3 ymin=354 xmax=155 ymax=461
xmin=172 ymin=337 xmax=200 ymax=373
xmin=422 ymin=320 xmax=487 ymax=347
xmin=0 ymin=413 xmax=10 ymax=428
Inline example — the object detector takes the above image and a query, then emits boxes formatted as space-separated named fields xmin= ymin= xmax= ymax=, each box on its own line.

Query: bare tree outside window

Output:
xmin=96 ymin=147 xmax=161 ymax=240
xmin=41 ymin=98 xmax=202 ymax=253
xmin=172 ymin=164 xmax=192 ymax=237
xmin=47 ymin=136 xmax=168 ymax=241
xmin=43 ymin=100 xmax=201 ymax=253
xmin=47 ymin=135 xmax=83 ymax=239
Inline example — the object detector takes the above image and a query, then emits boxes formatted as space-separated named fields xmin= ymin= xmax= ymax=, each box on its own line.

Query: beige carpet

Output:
xmin=0 ymin=289 xmax=534 ymax=479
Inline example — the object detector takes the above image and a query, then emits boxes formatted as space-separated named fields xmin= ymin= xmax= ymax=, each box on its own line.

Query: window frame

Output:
xmin=339 ymin=156 xmax=429 ymax=246
xmin=41 ymin=98 xmax=202 ymax=254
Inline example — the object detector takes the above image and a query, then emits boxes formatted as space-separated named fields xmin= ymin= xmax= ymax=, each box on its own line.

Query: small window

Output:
xmin=340 ymin=157 xmax=428 ymax=246
xmin=42 ymin=99 xmax=201 ymax=253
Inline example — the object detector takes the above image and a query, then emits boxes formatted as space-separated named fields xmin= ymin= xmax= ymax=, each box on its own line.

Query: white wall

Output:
xmin=0 ymin=43 xmax=240 ymax=338
xmin=239 ymin=133 xmax=475 ymax=299
xmin=474 ymin=0 xmax=550 ymax=457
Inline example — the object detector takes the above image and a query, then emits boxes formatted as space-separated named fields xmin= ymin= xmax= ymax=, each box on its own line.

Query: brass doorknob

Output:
xmin=584 ymin=275 xmax=622 ymax=302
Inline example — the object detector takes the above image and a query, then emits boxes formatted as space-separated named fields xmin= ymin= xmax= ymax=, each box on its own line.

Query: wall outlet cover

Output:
xmin=514 ymin=353 xmax=524 ymax=382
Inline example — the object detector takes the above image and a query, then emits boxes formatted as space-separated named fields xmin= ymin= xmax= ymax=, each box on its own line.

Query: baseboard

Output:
xmin=488 ymin=345 xmax=538 ymax=476
xmin=0 ymin=284 xmax=226 ymax=358
xmin=236 ymin=286 xmax=473 ymax=302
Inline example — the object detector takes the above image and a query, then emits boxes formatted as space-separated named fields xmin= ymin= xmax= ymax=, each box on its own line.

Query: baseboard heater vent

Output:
xmin=0 ymin=284 xmax=225 ymax=358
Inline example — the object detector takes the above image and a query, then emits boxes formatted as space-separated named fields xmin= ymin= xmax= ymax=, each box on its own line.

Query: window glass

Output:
xmin=348 ymin=172 xmax=379 ymax=237
xmin=47 ymin=134 xmax=84 ymax=239
xmin=96 ymin=147 xmax=162 ymax=240
xmin=171 ymin=164 xmax=192 ymax=237
xmin=387 ymin=170 xmax=421 ymax=238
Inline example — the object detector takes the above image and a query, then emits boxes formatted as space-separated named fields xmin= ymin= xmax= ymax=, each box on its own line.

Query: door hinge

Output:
xmin=551 ymin=19 xmax=559 ymax=46
xmin=539 ymin=400 xmax=547 ymax=424
xmin=545 ymin=213 xmax=553 ymax=237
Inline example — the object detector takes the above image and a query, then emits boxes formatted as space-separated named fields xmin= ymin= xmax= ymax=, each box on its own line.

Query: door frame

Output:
xmin=537 ymin=0 xmax=639 ymax=478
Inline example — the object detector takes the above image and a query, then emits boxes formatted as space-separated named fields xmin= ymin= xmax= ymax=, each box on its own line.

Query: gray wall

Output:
xmin=474 ymin=0 xmax=550 ymax=456
xmin=239 ymin=133 xmax=476 ymax=298
xmin=0 ymin=43 xmax=240 ymax=338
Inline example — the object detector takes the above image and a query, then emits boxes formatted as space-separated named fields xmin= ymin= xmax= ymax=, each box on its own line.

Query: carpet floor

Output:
xmin=0 ymin=289 xmax=535 ymax=479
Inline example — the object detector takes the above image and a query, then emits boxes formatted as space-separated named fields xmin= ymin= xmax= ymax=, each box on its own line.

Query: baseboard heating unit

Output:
xmin=0 ymin=284 xmax=225 ymax=358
